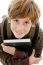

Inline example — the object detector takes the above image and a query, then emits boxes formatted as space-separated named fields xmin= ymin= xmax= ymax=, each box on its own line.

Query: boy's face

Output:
xmin=10 ymin=17 xmax=32 ymax=38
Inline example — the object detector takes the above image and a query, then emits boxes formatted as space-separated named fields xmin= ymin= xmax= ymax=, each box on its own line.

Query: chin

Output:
xmin=13 ymin=32 xmax=28 ymax=39
xmin=15 ymin=35 xmax=24 ymax=39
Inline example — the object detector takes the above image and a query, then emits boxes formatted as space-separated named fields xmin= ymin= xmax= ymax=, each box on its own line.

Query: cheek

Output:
xmin=10 ymin=23 xmax=16 ymax=31
xmin=25 ymin=25 xmax=31 ymax=33
xmin=23 ymin=28 xmax=28 ymax=34
xmin=11 ymin=24 xmax=13 ymax=30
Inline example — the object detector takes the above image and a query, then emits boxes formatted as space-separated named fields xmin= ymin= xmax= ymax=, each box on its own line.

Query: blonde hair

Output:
xmin=8 ymin=0 xmax=40 ymax=24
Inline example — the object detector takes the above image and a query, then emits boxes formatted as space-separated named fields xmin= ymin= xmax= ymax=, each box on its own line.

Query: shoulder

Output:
xmin=0 ymin=15 xmax=7 ymax=43
xmin=0 ymin=15 xmax=12 ymax=40
xmin=38 ymin=29 xmax=43 ymax=40
xmin=36 ymin=28 xmax=43 ymax=47
xmin=0 ymin=15 xmax=7 ymax=36
xmin=0 ymin=23 xmax=3 ymax=43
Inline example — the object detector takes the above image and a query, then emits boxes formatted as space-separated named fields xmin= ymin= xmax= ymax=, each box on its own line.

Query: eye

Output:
xmin=25 ymin=21 xmax=29 ymax=24
xmin=15 ymin=19 xmax=19 ymax=22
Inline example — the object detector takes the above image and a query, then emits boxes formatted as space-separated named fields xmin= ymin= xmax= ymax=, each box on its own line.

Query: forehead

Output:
xmin=11 ymin=17 xmax=30 ymax=21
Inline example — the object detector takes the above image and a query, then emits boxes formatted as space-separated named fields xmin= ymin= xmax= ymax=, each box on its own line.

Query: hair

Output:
xmin=8 ymin=0 xmax=40 ymax=24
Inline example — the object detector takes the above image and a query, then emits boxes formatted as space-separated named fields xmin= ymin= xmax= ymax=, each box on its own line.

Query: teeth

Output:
xmin=17 ymin=32 xmax=23 ymax=35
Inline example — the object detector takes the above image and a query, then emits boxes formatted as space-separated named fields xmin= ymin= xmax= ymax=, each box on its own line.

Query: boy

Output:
xmin=0 ymin=0 xmax=43 ymax=65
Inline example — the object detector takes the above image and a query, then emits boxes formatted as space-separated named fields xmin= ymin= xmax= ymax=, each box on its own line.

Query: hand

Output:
xmin=1 ymin=43 xmax=26 ymax=58
xmin=1 ymin=43 xmax=42 ymax=64
xmin=1 ymin=43 xmax=16 ymax=55
xmin=29 ymin=49 xmax=42 ymax=65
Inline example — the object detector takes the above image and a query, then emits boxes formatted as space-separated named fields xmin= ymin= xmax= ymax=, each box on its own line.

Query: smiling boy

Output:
xmin=0 ymin=0 xmax=43 ymax=65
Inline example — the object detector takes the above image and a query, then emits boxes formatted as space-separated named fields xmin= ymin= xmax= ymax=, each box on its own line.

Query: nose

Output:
xmin=18 ymin=24 xmax=24 ymax=29
xmin=16 ymin=23 xmax=25 ymax=32
xmin=17 ymin=29 xmax=23 ymax=33
xmin=16 ymin=27 xmax=24 ymax=34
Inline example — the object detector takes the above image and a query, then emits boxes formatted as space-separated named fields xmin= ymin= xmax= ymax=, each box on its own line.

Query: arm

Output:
xmin=34 ymin=29 xmax=43 ymax=57
xmin=0 ymin=23 xmax=3 ymax=59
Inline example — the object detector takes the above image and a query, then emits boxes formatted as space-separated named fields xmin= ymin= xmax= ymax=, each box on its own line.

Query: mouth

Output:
xmin=15 ymin=31 xmax=23 ymax=35
xmin=16 ymin=33 xmax=23 ymax=37
xmin=17 ymin=33 xmax=23 ymax=35
xmin=14 ymin=32 xmax=25 ymax=38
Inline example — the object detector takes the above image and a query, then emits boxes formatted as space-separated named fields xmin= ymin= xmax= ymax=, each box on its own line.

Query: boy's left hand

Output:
xmin=29 ymin=49 xmax=42 ymax=64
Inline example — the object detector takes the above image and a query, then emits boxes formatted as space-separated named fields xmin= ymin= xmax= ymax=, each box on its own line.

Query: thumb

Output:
xmin=31 ymin=49 xmax=35 ymax=56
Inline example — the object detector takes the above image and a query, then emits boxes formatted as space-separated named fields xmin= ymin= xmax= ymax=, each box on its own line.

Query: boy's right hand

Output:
xmin=1 ymin=43 xmax=26 ymax=58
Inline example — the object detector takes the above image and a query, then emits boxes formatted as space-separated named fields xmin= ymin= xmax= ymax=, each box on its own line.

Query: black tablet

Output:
xmin=3 ymin=39 xmax=32 ymax=51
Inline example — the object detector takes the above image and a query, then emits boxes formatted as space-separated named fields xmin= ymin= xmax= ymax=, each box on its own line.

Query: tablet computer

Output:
xmin=3 ymin=39 xmax=32 ymax=51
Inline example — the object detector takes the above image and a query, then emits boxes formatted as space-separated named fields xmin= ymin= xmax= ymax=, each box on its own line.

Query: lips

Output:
xmin=16 ymin=32 xmax=23 ymax=35
xmin=15 ymin=31 xmax=23 ymax=35
xmin=14 ymin=31 xmax=26 ymax=38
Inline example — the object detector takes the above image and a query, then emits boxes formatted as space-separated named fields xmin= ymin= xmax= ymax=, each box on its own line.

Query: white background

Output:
xmin=0 ymin=0 xmax=43 ymax=65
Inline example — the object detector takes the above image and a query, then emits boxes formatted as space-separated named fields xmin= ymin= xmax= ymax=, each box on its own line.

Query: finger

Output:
xmin=31 ymin=49 xmax=35 ymax=56
xmin=35 ymin=58 xmax=41 ymax=64
xmin=1 ymin=43 xmax=4 ymax=46
xmin=34 ymin=57 xmax=42 ymax=64
xmin=32 ymin=57 xmax=41 ymax=64
xmin=36 ymin=57 xmax=42 ymax=61
xmin=1 ymin=43 xmax=16 ymax=50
